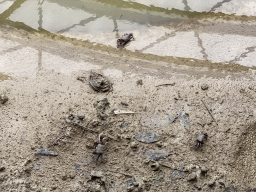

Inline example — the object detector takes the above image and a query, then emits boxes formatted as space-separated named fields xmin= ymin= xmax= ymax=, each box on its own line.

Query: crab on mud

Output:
xmin=117 ymin=33 xmax=135 ymax=48
xmin=195 ymin=133 xmax=208 ymax=147
xmin=93 ymin=134 xmax=107 ymax=161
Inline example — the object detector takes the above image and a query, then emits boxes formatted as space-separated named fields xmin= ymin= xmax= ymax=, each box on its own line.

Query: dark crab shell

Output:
xmin=89 ymin=72 xmax=112 ymax=92
xmin=121 ymin=33 xmax=134 ymax=42
xmin=195 ymin=133 xmax=208 ymax=147
xmin=117 ymin=33 xmax=134 ymax=48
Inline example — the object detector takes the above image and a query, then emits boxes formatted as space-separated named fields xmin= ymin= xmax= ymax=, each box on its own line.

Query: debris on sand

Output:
xmin=113 ymin=109 xmax=135 ymax=115
xmin=187 ymin=172 xmax=197 ymax=181
xmin=143 ymin=149 xmax=167 ymax=161
xmin=94 ymin=98 xmax=111 ymax=120
xmin=0 ymin=92 xmax=8 ymax=104
xmin=121 ymin=101 xmax=129 ymax=106
xmin=136 ymin=79 xmax=143 ymax=85
xmin=126 ymin=176 xmax=145 ymax=192
xmin=135 ymin=132 xmax=159 ymax=143
xmin=76 ymin=76 xmax=87 ymax=83
xmin=35 ymin=148 xmax=57 ymax=156
xmin=89 ymin=71 xmax=112 ymax=92
xmin=201 ymin=83 xmax=209 ymax=90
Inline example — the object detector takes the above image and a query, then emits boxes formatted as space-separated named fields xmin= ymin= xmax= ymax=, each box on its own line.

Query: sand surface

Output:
xmin=0 ymin=26 xmax=256 ymax=191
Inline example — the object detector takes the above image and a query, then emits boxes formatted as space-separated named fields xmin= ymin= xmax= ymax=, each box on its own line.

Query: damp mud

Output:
xmin=1 ymin=1 xmax=256 ymax=191
xmin=0 ymin=25 xmax=256 ymax=191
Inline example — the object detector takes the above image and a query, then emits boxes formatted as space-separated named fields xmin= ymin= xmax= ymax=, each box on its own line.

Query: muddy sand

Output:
xmin=0 ymin=26 xmax=256 ymax=191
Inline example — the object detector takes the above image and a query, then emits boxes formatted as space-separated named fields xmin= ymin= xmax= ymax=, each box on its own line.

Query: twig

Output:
xmin=107 ymin=170 xmax=133 ymax=177
xmin=159 ymin=163 xmax=173 ymax=169
xmin=201 ymin=100 xmax=218 ymax=126
xmin=156 ymin=83 xmax=175 ymax=87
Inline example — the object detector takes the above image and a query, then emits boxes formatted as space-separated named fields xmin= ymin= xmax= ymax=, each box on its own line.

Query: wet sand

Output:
xmin=0 ymin=26 xmax=256 ymax=191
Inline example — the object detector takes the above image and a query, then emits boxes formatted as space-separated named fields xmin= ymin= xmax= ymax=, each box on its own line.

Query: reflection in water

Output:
xmin=7 ymin=0 xmax=186 ymax=33
xmin=0 ymin=0 xmax=256 ymax=70
xmin=209 ymin=0 xmax=232 ymax=12
xmin=182 ymin=0 xmax=191 ymax=11
xmin=57 ymin=16 xmax=98 ymax=33
xmin=38 ymin=0 xmax=44 ymax=29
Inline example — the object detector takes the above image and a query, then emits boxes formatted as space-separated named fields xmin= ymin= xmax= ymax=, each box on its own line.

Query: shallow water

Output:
xmin=1 ymin=0 xmax=255 ymax=34
xmin=0 ymin=0 xmax=256 ymax=69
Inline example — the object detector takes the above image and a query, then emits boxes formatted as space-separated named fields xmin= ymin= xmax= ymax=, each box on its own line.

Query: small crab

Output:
xmin=93 ymin=134 xmax=107 ymax=161
xmin=117 ymin=33 xmax=135 ymax=48
xmin=89 ymin=71 xmax=112 ymax=92
xmin=195 ymin=133 xmax=208 ymax=147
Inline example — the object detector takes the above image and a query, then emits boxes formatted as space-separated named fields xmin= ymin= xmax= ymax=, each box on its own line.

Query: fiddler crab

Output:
xmin=195 ymin=133 xmax=208 ymax=147
xmin=93 ymin=134 xmax=107 ymax=161
xmin=117 ymin=33 xmax=135 ymax=48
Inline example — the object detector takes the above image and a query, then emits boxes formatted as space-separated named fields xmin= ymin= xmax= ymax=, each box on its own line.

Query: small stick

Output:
xmin=159 ymin=163 xmax=173 ymax=169
xmin=156 ymin=83 xmax=175 ymax=87
xmin=201 ymin=100 xmax=218 ymax=126
xmin=107 ymin=170 xmax=133 ymax=177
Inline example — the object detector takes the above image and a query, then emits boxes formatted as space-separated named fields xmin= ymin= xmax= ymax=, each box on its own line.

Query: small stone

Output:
xmin=51 ymin=185 xmax=58 ymax=190
xmin=90 ymin=171 xmax=103 ymax=179
xmin=69 ymin=171 xmax=76 ymax=179
xmin=0 ymin=92 xmax=8 ymax=104
xmin=77 ymin=114 xmax=85 ymax=120
xmin=62 ymin=174 xmax=68 ymax=180
xmin=208 ymin=180 xmax=215 ymax=187
xmin=183 ymin=164 xmax=196 ymax=172
xmin=121 ymin=101 xmax=129 ymax=106
xmin=136 ymin=79 xmax=143 ymax=85
xmin=130 ymin=142 xmax=138 ymax=149
xmin=200 ymin=166 xmax=208 ymax=174
xmin=156 ymin=142 xmax=163 ymax=148
xmin=187 ymin=172 xmax=197 ymax=181
xmin=91 ymin=120 xmax=100 ymax=127
xmin=201 ymin=84 xmax=209 ymax=90
xmin=0 ymin=167 xmax=5 ymax=172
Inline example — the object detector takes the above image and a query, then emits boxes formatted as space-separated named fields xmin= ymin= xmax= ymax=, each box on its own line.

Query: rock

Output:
xmin=224 ymin=181 xmax=236 ymax=191
xmin=130 ymin=142 xmax=138 ymax=149
xmin=0 ymin=167 xmax=5 ymax=172
xmin=62 ymin=173 xmax=68 ymax=181
xmin=136 ymin=79 xmax=143 ymax=85
xmin=121 ymin=101 xmax=129 ymax=106
xmin=90 ymin=171 xmax=104 ymax=182
xmin=200 ymin=166 xmax=208 ymax=174
xmin=201 ymin=84 xmax=209 ymax=90
xmin=150 ymin=162 xmax=160 ymax=171
xmin=187 ymin=172 xmax=197 ymax=181
xmin=91 ymin=120 xmax=100 ymax=127
xmin=208 ymin=179 xmax=215 ymax=187
xmin=77 ymin=114 xmax=85 ymax=120
xmin=183 ymin=164 xmax=196 ymax=172
xmin=93 ymin=98 xmax=110 ymax=120
xmin=0 ymin=92 xmax=8 ymax=104
xmin=156 ymin=142 xmax=163 ymax=148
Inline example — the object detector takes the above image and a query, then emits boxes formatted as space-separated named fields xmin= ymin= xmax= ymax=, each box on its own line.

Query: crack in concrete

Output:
xmin=139 ymin=31 xmax=177 ymax=52
xmin=209 ymin=0 xmax=232 ymax=12
xmin=229 ymin=46 xmax=256 ymax=64
xmin=194 ymin=30 xmax=208 ymax=60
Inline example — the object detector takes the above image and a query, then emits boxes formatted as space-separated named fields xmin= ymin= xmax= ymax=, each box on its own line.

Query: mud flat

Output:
xmin=0 ymin=26 xmax=256 ymax=191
